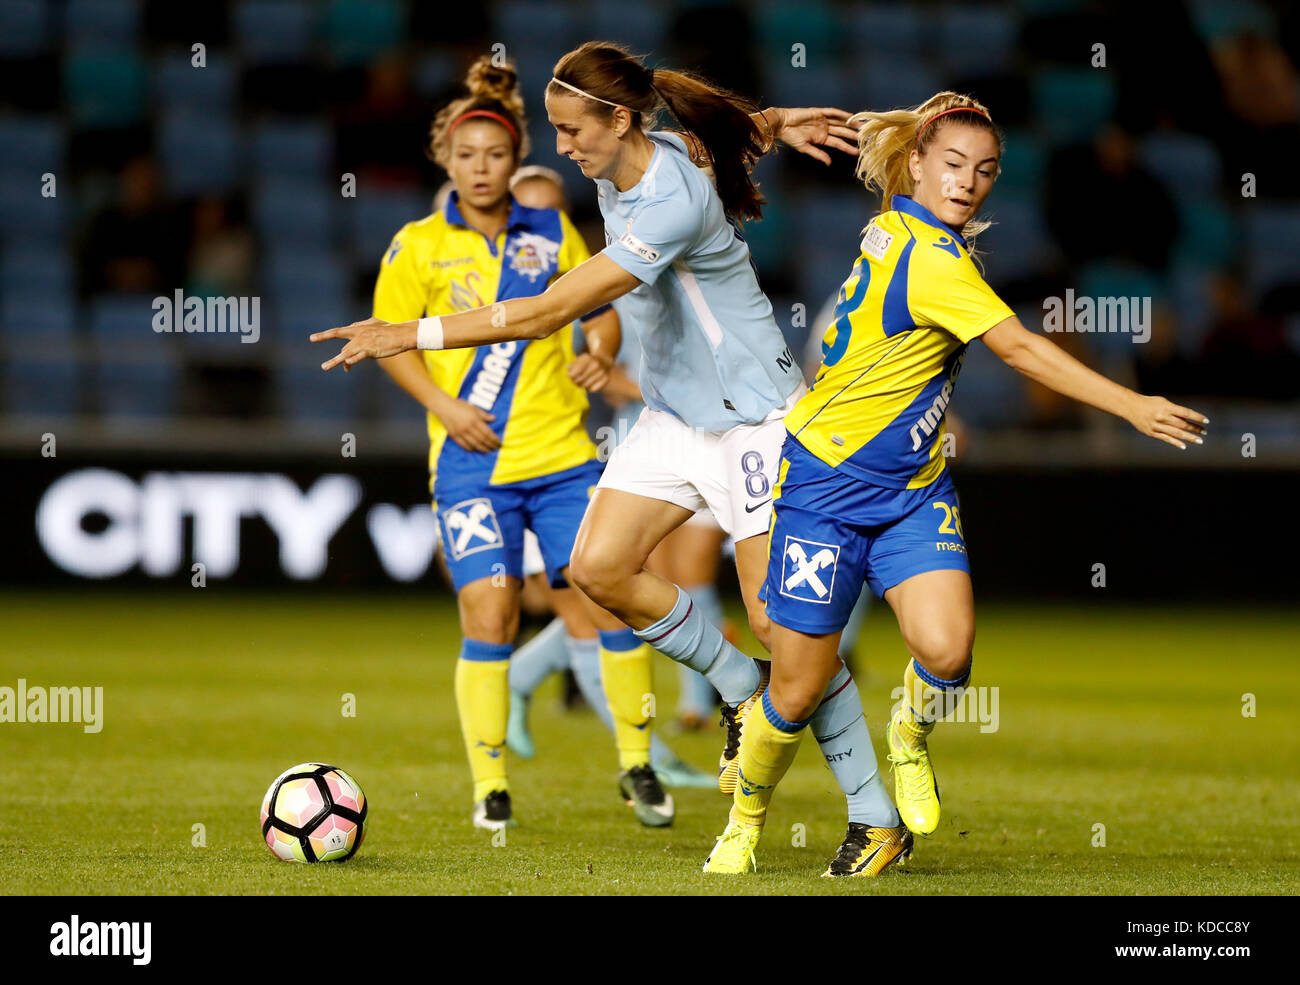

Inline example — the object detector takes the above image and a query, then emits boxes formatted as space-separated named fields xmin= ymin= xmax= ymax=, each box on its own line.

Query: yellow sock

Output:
xmin=896 ymin=658 xmax=971 ymax=746
xmin=732 ymin=693 xmax=807 ymax=826
xmin=598 ymin=630 xmax=653 ymax=770
xmin=455 ymin=640 xmax=511 ymax=803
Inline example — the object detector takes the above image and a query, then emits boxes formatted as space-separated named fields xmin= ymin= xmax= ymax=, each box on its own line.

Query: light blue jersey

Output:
xmin=596 ymin=131 xmax=801 ymax=431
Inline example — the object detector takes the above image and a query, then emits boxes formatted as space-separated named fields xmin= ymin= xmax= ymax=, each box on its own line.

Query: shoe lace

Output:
xmin=719 ymin=705 xmax=741 ymax=759
xmin=887 ymin=745 xmax=933 ymax=802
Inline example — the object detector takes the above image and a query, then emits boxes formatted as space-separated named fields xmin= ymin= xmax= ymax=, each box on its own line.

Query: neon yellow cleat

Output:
xmin=717 ymin=660 xmax=770 ymax=795
xmin=821 ymin=822 xmax=914 ymax=877
xmin=886 ymin=718 xmax=941 ymax=836
xmin=702 ymin=817 xmax=763 ymax=874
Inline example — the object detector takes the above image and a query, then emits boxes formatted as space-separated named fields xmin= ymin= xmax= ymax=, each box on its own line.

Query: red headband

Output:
xmin=449 ymin=109 xmax=519 ymax=143
xmin=917 ymin=106 xmax=990 ymax=141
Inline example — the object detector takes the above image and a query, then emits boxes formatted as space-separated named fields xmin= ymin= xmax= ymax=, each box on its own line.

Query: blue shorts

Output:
xmin=433 ymin=459 xmax=602 ymax=593
xmin=759 ymin=436 xmax=970 ymax=635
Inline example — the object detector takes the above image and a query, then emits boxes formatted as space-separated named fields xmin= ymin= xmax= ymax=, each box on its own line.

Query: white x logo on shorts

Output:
xmin=443 ymin=499 xmax=501 ymax=557
xmin=783 ymin=537 xmax=839 ymax=600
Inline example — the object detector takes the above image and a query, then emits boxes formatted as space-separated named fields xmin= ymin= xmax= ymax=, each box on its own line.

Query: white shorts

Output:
xmin=597 ymin=386 xmax=805 ymax=542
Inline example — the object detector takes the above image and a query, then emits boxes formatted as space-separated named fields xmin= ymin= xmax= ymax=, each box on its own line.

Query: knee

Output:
xmin=768 ymin=680 xmax=820 ymax=724
xmin=908 ymin=629 xmax=974 ymax=682
xmin=568 ymin=544 xmax=629 ymax=609
xmin=746 ymin=606 xmax=772 ymax=653
xmin=460 ymin=609 xmax=517 ymax=646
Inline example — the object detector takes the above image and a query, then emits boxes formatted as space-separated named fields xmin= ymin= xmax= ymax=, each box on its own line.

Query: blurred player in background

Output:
xmin=370 ymin=56 xmax=679 ymax=831
xmin=705 ymin=92 xmax=1209 ymax=877
xmin=314 ymin=42 xmax=898 ymax=851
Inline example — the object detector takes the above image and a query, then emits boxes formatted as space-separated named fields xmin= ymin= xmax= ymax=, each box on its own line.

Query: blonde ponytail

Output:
xmin=851 ymin=91 xmax=1000 ymax=241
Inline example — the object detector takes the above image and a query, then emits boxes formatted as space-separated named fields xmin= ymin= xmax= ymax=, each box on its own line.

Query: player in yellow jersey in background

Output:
xmin=372 ymin=57 xmax=674 ymax=831
xmin=705 ymin=92 xmax=1209 ymax=876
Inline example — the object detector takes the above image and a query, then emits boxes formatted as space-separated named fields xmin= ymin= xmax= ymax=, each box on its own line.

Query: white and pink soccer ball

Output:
xmin=260 ymin=763 xmax=367 ymax=862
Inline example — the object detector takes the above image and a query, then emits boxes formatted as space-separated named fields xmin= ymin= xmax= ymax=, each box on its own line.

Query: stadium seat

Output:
xmin=94 ymin=356 xmax=180 ymax=418
xmin=1 ymin=355 xmax=80 ymax=416
xmin=89 ymin=293 xmax=160 ymax=343
xmin=589 ymin=4 xmax=666 ymax=51
xmin=994 ymin=129 xmax=1047 ymax=203
xmin=496 ymin=0 xmax=588 ymax=53
xmin=65 ymin=0 xmax=141 ymax=47
xmin=0 ymin=291 xmax=76 ymax=343
xmin=1138 ymin=131 xmax=1222 ymax=201
xmin=794 ymin=189 xmax=869 ymax=257
xmin=1 ymin=243 xmax=73 ymax=299
xmin=250 ymin=119 xmax=332 ymax=179
xmin=158 ymin=111 xmax=242 ymax=195
xmin=253 ymin=177 xmax=338 ymax=246
xmin=347 ymin=190 xmax=435 ymax=266
xmin=0 ymin=116 xmax=66 ymax=174
xmin=1168 ymin=261 xmax=1215 ymax=354
xmin=762 ymin=58 xmax=854 ymax=111
xmin=1032 ymin=69 xmax=1117 ymax=145
xmin=1172 ymin=199 xmax=1237 ymax=270
xmin=234 ymin=0 xmax=316 ymax=65
xmin=0 ymin=166 xmax=67 ymax=242
xmin=936 ymin=5 xmax=1017 ymax=77
xmin=755 ymin=0 xmax=840 ymax=58
xmin=1244 ymin=204 xmax=1300 ymax=296
xmin=848 ymin=3 xmax=926 ymax=58
xmin=1076 ymin=261 xmax=1165 ymax=360
xmin=272 ymin=354 xmax=366 ymax=424
xmin=63 ymin=45 xmax=147 ymax=129
xmin=264 ymin=247 xmax=349 ymax=314
xmin=413 ymin=50 xmax=459 ymax=99
xmin=949 ymin=329 xmax=1027 ymax=428
xmin=321 ymin=0 xmax=405 ymax=67
xmin=978 ymin=198 xmax=1056 ymax=284
xmin=154 ymin=52 xmax=237 ymax=117
xmin=861 ymin=56 xmax=941 ymax=111
xmin=0 ymin=0 xmax=50 ymax=58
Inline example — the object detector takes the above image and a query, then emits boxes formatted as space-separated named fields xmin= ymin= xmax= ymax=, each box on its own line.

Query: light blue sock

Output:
xmin=567 ymin=633 xmax=678 ymax=770
xmin=838 ymin=585 xmax=873 ymax=661
xmin=508 ymin=617 xmax=571 ymax=697
xmin=677 ymin=585 xmax=721 ymax=716
xmin=810 ymin=662 xmax=899 ymax=827
xmin=635 ymin=585 xmax=759 ymax=706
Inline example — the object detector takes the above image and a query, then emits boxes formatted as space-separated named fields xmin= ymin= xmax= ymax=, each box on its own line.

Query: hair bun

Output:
xmin=466 ymin=56 xmax=519 ymax=101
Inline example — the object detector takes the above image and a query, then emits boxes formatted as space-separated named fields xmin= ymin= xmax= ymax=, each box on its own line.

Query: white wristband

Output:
xmin=416 ymin=316 xmax=444 ymax=351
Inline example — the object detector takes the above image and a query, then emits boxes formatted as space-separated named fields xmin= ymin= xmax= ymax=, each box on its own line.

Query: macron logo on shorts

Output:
xmin=442 ymin=498 xmax=503 ymax=559
xmin=779 ymin=536 xmax=840 ymax=603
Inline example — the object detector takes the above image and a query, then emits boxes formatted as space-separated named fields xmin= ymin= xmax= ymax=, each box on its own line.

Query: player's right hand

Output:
xmin=437 ymin=398 xmax=500 ymax=452
xmin=1127 ymin=395 xmax=1208 ymax=450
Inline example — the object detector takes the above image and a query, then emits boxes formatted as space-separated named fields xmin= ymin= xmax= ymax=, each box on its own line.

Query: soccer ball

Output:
xmin=260 ymin=763 xmax=367 ymax=862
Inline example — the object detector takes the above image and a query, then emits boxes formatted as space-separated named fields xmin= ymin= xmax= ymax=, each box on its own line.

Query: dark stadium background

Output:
xmin=1 ymin=0 xmax=1297 ymax=599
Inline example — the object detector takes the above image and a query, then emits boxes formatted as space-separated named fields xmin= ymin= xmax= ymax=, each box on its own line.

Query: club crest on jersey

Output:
xmin=441 ymin=498 xmax=503 ymax=559
xmin=779 ymin=536 xmax=840 ymax=603
xmin=507 ymin=232 xmax=561 ymax=283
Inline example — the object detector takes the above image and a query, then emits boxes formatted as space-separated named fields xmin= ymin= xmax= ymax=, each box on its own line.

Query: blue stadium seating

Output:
xmin=95 ymin=356 xmax=179 ymax=418
xmin=235 ymin=0 xmax=316 ymax=65
xmin=0 ymin=167 xmax=67 ymax=243
xmin=0 ymin=0 xmax=50 ymax=58
xmin=978 ymin=198 xmax=1056 ymax=284
xmin=346 ymin=189 xmax=434 ymax=265
xmin=589 ymin=4 xmax=666 ymax=51
xmin=65 ymin=0 xmax=141 ymax=47
xmin=861 ymin=55 xmax=942 ymax=111
xmin=949 ymin=326 xmax=1027 ymax=428
xmin=321 ymin=0 xmax=405 ymax=66
xmin=497 ymin=0 xmax=588 ymax=54
xmin=1139 ymin=131 xmax=1223 ymax=201
xmin=413 ymin=49 xmax=459 ymax=99
xmin=154 ymin=52 xmax=237 ymax=117
xmin=1244 ymin=204 xmax=1300 ymax=296
xmin=253 ymin=177 xmax=338 ymax=246
xmin=0 ymin=292 xmax=76 ymax=342
xmin=158 ymin=111 xmax=242 ymax=195
xmin=2 ymin=356 xmax=80 ymax=416
xmin=1172 ymin=198 xmax=1237 ymax=270
xmin=848 ymin=4 xmax=926 ymax=58
xmin=63 ymin=45 xmax=147 ymax=129
xmin=272 ymin=355 xmax=366 ymax=423
xmin=89 ymin=293 xmax=160 ymax=342
xmin=0 ymin=117 xmax=66 ymax=174
xmin=264 ymin=246 xmax=349 ymax=314
xmin=250 ymin=119 xmax=332 ymax=179
xmin=1032 ymin=69 xmax=1117 ymax=144
xmin=937 ymin=5 xmax=1017 ymax=77
xmin=755 ymin=0 xmax=841 ymax=58
xmin=762 ymin=59 xmax=854 ymax=110
xmin=995 ymin=129 xmax=1047 ymax=203
xmin=1 ymin=243 xmax=73 ymax=299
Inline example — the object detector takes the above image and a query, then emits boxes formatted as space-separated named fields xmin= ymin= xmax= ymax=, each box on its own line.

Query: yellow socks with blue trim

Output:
xmin=455 ymin=639 xmax=512 ymax=802
xmin=894 ymin=658 xmax=971 ymax=747
xmin=732 ymin=692 xmax=808 ymax=826
xmin=598 ymin=628 xmax=654 ymax=770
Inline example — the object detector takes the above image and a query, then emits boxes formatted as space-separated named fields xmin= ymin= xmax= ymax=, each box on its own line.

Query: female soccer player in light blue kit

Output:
xmin=314 ymin=42 xmax=891 ymax=845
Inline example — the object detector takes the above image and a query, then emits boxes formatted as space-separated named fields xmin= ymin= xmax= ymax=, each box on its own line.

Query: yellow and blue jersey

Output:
xmin=784 ymin=194 xmax=1015 ymax=489
xmin=372 ymin=192 xmax=602 ymax=489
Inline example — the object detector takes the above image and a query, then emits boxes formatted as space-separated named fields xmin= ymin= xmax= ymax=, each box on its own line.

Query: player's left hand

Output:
xmin=311 ymin=318 xmax=415 ymax=371
xmin=1127 ymin=395 xmax=1209 ymax=450
xmin=766 ymin=107 xmax=861 ymax=165
xmin=567 ymin=352 xmax=612 ymax=392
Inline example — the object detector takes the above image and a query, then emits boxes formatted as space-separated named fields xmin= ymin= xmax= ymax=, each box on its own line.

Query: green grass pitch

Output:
xmin=1 ymin=592 xmax=1296 ymax=895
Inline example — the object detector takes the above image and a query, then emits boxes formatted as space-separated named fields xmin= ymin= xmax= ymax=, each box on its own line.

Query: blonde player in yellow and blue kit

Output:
xmin=706 ymin=93 xmax=1210 ymax=877
xmin=372 ymin=57 xmax=677 ymax=832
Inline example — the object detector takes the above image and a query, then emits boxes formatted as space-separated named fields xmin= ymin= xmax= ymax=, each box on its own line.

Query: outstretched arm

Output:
xmin=753 ymin=107 xmax=860 ymax=164
xmin=312 ymin=254 xmax=641 ymax=371
xmin=982 ymin=316 xmax=1209 ymax=450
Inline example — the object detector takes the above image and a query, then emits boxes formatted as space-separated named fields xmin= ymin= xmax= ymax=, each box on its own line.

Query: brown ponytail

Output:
xmin=429 ymin=55 xmax=530 ymax=168
xmin=548 ymin=41 xmax=767 ymax=220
